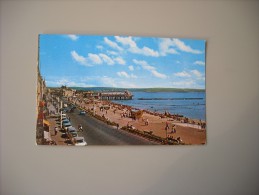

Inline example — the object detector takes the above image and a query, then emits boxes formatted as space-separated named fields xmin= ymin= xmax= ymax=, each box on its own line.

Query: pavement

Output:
xmin=47 ymin=116 xmax=67 ymax=145
xmin=46 ymin=101 xmax=68 ymax=145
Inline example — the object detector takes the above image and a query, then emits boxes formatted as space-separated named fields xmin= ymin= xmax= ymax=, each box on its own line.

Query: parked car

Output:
xmin=67 ymin=126 xmax=76 ymax=131
xmin=69 ymin=131 xmax=77 ymax=138
xmin=62 ymin=120 xmax=71 ymax=125
xmin=62 ymin=122 xmax=72 ymax=130
xmin=73 ymin=137 xmax=87 ymax=146
xmin=67 ymin=127 xmax=78 ymax=138
xmin=79 ymin=110 xmax=86 ymax=115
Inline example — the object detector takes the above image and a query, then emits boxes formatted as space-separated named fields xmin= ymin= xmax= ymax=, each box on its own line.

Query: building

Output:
xmin=36 ymin=63 xmax=49 ymax=144
xmin=99 ymin=90 xmax=133 ymax=100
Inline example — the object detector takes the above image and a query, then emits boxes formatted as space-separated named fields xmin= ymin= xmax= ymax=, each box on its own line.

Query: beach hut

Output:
xmin=100 ymin=105 xmax=110 ymax=110
xmin=131 ymin=109 xmax=143 ymax=120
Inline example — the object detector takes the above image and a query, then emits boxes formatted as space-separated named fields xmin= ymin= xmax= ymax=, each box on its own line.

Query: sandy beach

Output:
xmin=73 ymin=98 xmax=206 ymax=145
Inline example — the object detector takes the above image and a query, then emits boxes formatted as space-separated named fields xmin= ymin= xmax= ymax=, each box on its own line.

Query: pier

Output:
xmin=100 ymin=91 xmax=133 ymax=100
xmin=81 ymin=90 xmax=133 ymax=100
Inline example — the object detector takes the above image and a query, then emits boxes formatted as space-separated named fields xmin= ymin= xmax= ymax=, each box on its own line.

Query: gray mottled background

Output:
xmin=0 ymin=0 xmax=258 ymax=195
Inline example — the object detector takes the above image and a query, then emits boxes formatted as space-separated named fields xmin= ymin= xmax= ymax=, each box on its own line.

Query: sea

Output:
xmin=113 ymin=91 xmax=206 ymax=121
xmin=71 ymin=87 xmax=206 ymax=121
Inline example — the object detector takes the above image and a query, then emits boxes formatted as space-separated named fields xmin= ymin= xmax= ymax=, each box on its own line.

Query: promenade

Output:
xmin=39 ymin=92 xmax=206 ymax=145
xmin=75 ymin=99 xmax=206 ymax=145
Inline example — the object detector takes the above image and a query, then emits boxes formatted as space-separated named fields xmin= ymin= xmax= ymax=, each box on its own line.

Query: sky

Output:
xmin=39 ymin=34 xmax=206 ymax=89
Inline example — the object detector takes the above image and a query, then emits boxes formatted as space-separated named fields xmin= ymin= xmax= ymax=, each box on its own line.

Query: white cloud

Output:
xmin=107 ymin=50 xmax=118 ymax=56
xmin=159 ymin=38 xmax=203 ymax=55
xmin=194 ymin=61 xmax=205 ymax=66
xmin=117 ymin=71 xmax=138 ymax=79
xmin=173 ymin=70 xmax=205 ymax=88
xmin=72 ymin=50 xmax=126 ymax=66
xmin=175 ymin=69 xmax=204 ymax=81
xmin=104 ymin=37 xmax=123 ymax=51
xmin=67 ymin=34 xmax=79 ymax=41
xmin=150 ymin=70 xmax=167 ymax=79
xmin=174 ymin=71 xmax=191 ymax=77
xmin=172 ymin=38 xmax=203 ymax=54
xmin=96 ymin=45 xmax=103 ymax=50
xmin=117 ymin=71 xmax=130 ymax=78
xmin=133 ymin=59 xmax=154 ymax=71
xmin=114 ymin=57 xmax=126 ymax=65
xmin=133 ymin=59 xmax=167 ymax=79
xmin=128 ymin=65 xmax=134 ymax=71
xmin=99 ymin=53 xmax=114 ymax=65
xmin=115 ymin=36 xmax=137 ymax=48
xmin=71 ymin=50 xmax=88 ymax=65
xmin=88 ymin=53 xmax=103 ymax=64
xmin=46 ymin=79 xmax=94 ymax=87
xmin=159 ymin=38 xmax=179 ymax=56
xmin=141 ymin=46 xmax=160 ymax=57
xmin=115 ymin=36 xmax=159 ymax=57
xmin=191 ymin=70 xmax=203 ymax=78
xmin=130 ymin=45 xmax=160 ymax=57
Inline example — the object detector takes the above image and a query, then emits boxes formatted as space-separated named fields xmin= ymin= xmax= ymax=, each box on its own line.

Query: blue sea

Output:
xmin=113 ymin=91 xmax=206 ymax=121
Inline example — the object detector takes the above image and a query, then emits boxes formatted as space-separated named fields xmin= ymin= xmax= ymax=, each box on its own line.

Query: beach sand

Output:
xmin=76 ymin=99 xmax=206 ymax=145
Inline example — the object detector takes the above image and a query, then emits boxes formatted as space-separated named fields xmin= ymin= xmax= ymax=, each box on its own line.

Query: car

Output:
xmin=62 ymin=120 xmax=71 ymax=125
xmin=62 ymin=122 xmax=72 ymax=130
xmin=67 ymin=126 xmax=76 ymax=131
xmin=79 ymin=110 xmax=86 ymax=115
xmin=67 ymin=127 xmax=78 ymax=137
xmin=73 ymin=137 xmax=87 ymax=146
xmin=69 ymin=131 xmax=78 ymax=138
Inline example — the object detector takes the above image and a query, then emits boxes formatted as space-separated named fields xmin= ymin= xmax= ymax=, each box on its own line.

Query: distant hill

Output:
xmin=69 ymin=87 xmax=205 ymax=93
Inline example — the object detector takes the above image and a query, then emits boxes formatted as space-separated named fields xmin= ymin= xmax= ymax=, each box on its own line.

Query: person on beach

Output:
xmin=171 ymin=125 xmax=176 ymax=134
xmin=174 ymin=125 xmax=176 ymax=133
xmin=127 ymin=122 xmax=130 ymax=128
xmin=165 ymin=121 xmax=169 ymax=130
xmin=116 ymin=123 xmax=119 ymax=130
xmin=54 ymin=127 xmax=58 ymax=135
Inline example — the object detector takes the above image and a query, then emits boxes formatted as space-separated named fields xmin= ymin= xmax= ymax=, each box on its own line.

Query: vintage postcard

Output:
xmin=36 ymin=34 xmax=206 ymax=146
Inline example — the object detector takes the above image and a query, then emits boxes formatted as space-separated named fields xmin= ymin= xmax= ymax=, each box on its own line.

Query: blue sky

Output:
xmin=39 ymin=34 xmax=206 ymax=89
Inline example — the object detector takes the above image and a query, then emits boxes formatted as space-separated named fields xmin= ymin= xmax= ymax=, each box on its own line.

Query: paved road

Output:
xmin=66 ymin=109 xmax=157 ymax=145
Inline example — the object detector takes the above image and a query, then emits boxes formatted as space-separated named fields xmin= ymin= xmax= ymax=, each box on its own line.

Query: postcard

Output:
xmin=36 ymin=34 xmax=206 ymax=146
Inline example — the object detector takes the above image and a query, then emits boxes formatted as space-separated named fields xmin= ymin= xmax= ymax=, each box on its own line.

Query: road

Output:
xmin=66 ymin=109 xmax=157 ymax=145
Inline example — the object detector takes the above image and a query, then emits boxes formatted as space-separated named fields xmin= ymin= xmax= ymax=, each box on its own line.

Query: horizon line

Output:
xmin=47 ymin=86 xmax=205 ymax=90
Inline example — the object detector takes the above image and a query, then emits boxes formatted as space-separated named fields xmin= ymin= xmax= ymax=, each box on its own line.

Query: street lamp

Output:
xmin=165 ymin=128 xmax=168 ymax=144
xmin=60 ymin=100 xmax=63 ymax=129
